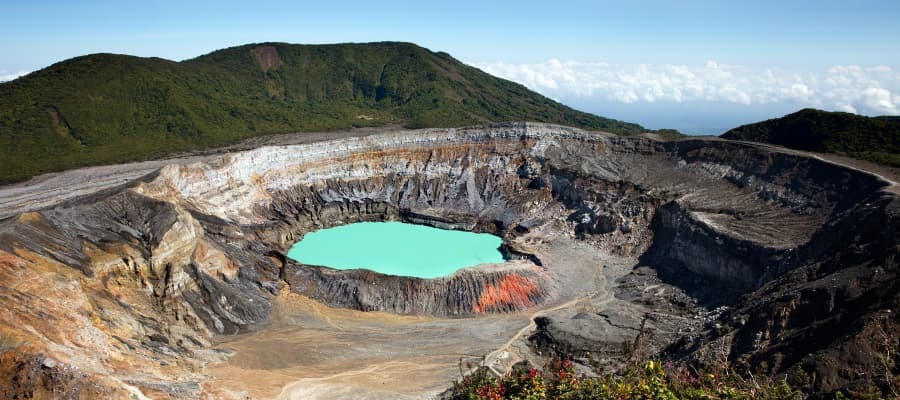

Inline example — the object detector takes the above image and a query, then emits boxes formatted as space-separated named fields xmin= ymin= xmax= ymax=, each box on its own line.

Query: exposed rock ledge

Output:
xmin=0 ymin=122 xmax=895 ymax=398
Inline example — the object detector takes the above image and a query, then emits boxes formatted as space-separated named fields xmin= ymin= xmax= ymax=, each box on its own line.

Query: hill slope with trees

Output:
xmin=722 ymin=108 xmax=900 ymax=167
xmin=0 ymin=42 xmax=651 ymax=184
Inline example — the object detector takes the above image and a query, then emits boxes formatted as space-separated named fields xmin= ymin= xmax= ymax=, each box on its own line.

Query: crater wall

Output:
xmin=0 ymin=123 xmax=892 ymax=397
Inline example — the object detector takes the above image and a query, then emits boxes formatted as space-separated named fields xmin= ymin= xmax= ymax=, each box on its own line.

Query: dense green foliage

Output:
xmin=0 ymin=42 xmax=649 ymax=184
xmin=447 ymin=358 xmax=891 ymax=400
xmin=721 ymin=108 xmax=900 ymax=167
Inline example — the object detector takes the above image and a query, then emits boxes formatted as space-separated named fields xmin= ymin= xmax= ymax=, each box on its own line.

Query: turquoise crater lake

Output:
xmin=286 ymin=222 xmax=505 ymax=279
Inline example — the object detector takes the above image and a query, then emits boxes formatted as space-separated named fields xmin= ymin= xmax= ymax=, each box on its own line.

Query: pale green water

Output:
xmin=286 ymin=222 xmax=505 ymax=278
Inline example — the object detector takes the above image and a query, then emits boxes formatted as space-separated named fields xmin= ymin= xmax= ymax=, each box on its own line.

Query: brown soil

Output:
xmin=251 ymin=46 xmax=283 ymax=72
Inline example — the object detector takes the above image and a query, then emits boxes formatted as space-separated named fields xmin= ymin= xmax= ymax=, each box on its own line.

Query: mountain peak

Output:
xmin=0 ymin=42 xmax=648 ymax=184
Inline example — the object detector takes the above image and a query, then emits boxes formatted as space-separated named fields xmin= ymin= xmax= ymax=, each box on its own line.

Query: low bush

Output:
xmin=448 ymin=358 xmax=811 ymax=400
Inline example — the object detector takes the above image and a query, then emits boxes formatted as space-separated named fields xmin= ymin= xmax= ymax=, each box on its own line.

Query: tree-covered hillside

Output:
xmin=0 ymin=42 xmax=650 ymax=184
xmin=722 ymin=108 xmax=900 ymax=167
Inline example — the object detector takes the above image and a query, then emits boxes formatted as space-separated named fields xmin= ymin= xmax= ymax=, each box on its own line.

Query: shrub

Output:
xmin=447 ymin=358 xmax=808 ymax=400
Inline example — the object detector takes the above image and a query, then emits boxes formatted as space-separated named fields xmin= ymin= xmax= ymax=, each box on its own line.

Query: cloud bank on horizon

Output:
xmin=472 ymin=60 xmax=900 ymax=117
xmin=4 ymin=60 xmax=897 ymax=133
xmin=0 ymin=70 xmax=30 ymax=83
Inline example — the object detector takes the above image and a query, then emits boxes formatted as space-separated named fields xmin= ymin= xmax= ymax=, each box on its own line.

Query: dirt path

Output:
xmin=724 ymin=138 xmax=899 ymax=193
xmin=479 ymin=241 xmax=624 ymax=376
xmin=808 ymin=153 xmax=899 ymax=194
xmin=207 ymin=291 xmax=525 ymax=399
xmin=0 ymin=127 xmax=392 ymax=219
xmin=206 ymin=237 xmax=621 ymax=400
xmin=4 ymin=130 xmax=895 ymax=219
xmin=481 ymin=296 xmax=592 ymax=376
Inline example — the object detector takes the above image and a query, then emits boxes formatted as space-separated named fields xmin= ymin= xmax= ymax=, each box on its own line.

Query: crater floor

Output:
xmin=211 ymin=236 xmax=647 ymax=400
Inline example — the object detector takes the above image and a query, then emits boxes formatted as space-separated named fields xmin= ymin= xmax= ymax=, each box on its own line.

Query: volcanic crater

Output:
xmin=0 ymin=123 xmax=896 ymax=399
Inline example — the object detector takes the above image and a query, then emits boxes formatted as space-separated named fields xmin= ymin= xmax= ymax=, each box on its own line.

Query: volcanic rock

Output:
xmin=0 ymin=122 xmax=895 ymax=398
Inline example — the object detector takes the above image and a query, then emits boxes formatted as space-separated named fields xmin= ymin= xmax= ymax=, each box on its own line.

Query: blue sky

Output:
xmin=2 ymin=0 xmax=899 ymax=133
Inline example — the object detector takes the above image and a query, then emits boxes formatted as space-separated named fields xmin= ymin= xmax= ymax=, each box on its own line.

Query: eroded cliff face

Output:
xmin=670 ymin=192 xmax=899 ymax=397
xmin=0 ymin=123 xmax=894 ymax=398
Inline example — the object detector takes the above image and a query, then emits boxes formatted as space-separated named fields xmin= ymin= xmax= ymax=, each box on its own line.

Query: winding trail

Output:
xmin=481 ymin=297 xmax=585 ymax=375
xmin=0 ymin=128 xmax=388 ymax=219
xmin=482 ymin=283 xmax=612 ymax=376
xmin=808 ymin=154 xmax=899 ymax=194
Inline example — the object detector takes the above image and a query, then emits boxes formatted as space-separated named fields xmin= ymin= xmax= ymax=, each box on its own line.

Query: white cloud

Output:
xmin=855 ymin=87 xmax=898 ymax=114
xmin=469 ymin=60 xmax=900 ymax=116
xmin=0 ymin=70 xmax=30 ymax=82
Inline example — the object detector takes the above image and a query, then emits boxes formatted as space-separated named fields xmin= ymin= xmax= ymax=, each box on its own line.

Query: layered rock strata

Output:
xmin=0 ymin=123 xmax=893 ymax=397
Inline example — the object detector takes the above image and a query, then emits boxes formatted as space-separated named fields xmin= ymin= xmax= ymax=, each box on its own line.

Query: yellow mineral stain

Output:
xmin=16 ymin=211 xmax=42 ymax=224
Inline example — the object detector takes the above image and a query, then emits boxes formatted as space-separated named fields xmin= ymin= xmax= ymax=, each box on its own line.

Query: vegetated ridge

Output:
xmin=0 ymin=42 xmax=656 ymax=184
xmin=722 ymin=108 xmax=900 ymax=167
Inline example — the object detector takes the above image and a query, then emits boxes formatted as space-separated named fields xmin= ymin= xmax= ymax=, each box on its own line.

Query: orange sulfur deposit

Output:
xmin=474 ymin=274 xmax=540 ymax=313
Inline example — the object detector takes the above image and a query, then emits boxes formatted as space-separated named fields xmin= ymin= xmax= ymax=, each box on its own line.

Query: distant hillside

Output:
xmin=722 ymin=108 xmax=900 ymax=167
xmin=0 ymin=42 xmax=650 ymax=184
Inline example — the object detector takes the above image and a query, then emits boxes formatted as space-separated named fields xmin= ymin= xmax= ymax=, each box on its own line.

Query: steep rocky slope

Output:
xmin=0 ymin=123 xmax=895 ymax=398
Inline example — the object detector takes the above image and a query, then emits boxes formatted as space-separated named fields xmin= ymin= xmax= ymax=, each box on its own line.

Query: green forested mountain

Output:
xmin=722 ymin=108 xmax=900 ymax=167
xmin=0 ymin=42 xmax=648 ymax=184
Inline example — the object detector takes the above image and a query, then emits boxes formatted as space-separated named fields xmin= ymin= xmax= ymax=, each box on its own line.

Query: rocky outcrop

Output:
xmin=0 ymin=122 xmax=894 ymax=397
xmin=669 ymin=192 xmax=899 ymax=397
xmin=285 ymin=261 xmax=552 ymax=315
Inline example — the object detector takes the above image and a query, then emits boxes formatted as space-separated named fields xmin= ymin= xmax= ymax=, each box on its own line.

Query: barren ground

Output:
xmin=207 ymin=232 xmax=647 ymax=399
